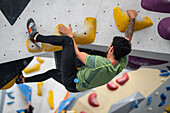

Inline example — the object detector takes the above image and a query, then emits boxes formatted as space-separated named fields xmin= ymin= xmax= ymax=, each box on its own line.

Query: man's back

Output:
xmin=76 ymin=55 xmax=128 ymax=92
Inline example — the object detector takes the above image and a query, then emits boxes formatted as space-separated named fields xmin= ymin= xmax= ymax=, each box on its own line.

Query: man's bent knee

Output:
xmin=63 ymin=36 xmax=74 ymax=46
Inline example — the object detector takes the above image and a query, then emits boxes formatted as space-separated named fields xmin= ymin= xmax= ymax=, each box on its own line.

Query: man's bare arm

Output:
xmin=125 ymin=10 xmax=138 ymax=43
xmin=124 ymin=18 xmax=135 ymax=42
xmin=59 ymin=24 xmax=88 ymax=64
xmin=72 ymin=38 xmax=88 ymax=64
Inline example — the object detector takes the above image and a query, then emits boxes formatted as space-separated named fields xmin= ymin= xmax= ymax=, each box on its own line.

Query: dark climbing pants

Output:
xmin=25 ymin=34 xmax=79 ymax=92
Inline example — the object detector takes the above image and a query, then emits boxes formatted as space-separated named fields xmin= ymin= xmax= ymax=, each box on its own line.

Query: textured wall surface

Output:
xmin=0 ymin=0 xmax=170 ymax=69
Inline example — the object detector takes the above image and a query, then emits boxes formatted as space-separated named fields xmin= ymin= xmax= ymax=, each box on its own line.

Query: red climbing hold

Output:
xmin=107 ymin=81 xmax=118 ymax=90
xmin=88 ymin=92 xmax=99 ymax=107
xmin=80 ymin=111 xmax=87 ymax=113
xmin=116 ymin=72 xmax=129 ymax=85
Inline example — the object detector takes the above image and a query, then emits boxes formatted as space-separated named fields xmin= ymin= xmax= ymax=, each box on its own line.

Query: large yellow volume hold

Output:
xmin=113 ymin=6 xmax=153 ymax=32
xmin=73 ymin=17 xmax=97 ymax=45
xmin=47 ymin=90 xmax=54 ymax=110
xmin=36 ymin=57 xmax=44 ymax=64
xmin=26 ymin=38 xmax=43 ymax=52
xmin=37 ymin=82 xmax=43 ymax=96
xmin=24 ymin=64 xmax=40 ymax=74
xmin=42 ymin=24 xmax=64 ymax=52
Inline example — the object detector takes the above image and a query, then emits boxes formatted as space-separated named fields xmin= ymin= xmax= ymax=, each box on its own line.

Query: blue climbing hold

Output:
xmin=16 ymin=109 xmax=25 ymax=113
xmin=58 ymin=97 xmax=75 ymax=113
xmin=147 ymin=97 xmax=152 ymax=106
xmin=18 ymin=84 xmax=32 ymax=103
xmin=7 ymin=101 xmax=14 ymax=105
xmin=166 ymin=86 xmax=170 ymax=91
xmin=158 ymin=93 xmax=167 ymax=107
xmin=131 ymin=100 xmax=138 ymax=109
xmin=74 ymin=78 xmax=79 ymax=83
xmin=160 ymin=93 xmax=166 ymax=101
xmin=160 ymin=70 xmax=168 ymax=73
xmin=7 ymin=94 xmax=15 ymax=99
xmin=6 ymin=91 xmax=13 ymax=95
xmin=159 ymin=72 xmax=170 ymax=77
xmin=159 ymin=101 xmax=165 ymax=107
xmin=134 ymin=100 xmax=138 ymax=108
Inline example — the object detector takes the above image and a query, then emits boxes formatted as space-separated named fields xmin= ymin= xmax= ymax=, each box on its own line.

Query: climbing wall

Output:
xmin=2 ymin=57 xmax=68 ymax=113
xmin=130 ymin=78 xmax=170 ymax=113
xmin=70 ymin=68 xmax=170 ymax=113
xmin=0 ymin=0 xmax=170 ymax=69
xmin=0 ymin=0 xmax=101 ymax=64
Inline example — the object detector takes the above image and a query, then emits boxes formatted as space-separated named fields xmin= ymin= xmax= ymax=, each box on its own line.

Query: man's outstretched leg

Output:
xmin=16 ymin=69 xmax=62 ymax=84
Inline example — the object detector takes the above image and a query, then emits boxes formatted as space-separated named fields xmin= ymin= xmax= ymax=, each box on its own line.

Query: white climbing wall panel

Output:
xmin=0 ymin=0 xmax=170 ymax=66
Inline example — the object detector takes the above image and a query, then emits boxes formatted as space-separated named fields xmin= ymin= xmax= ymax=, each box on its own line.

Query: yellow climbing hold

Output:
xmin=42 ymin=24 xmax=64 ymax=52
xmin=26 ymin=17 xmax=96 ymax=52
xmin=73 ymin=17 xmax=97 ymax=45
xmin=36 ymin=57 xmax=44 ymax=64
xmin=61 ymin=110 xmax=77 ymax=113
xmin=42 ymin=17 xmax=96 ymax=51
xmin=1 ymin=76 xmax=18 ymax=90
xmin=37 ymin=82 xmax=43 ymax=96
xmin=53 ymin=24 xmax=65 ymax=36
xmin=165 ymin=104 xmax=170 ymax=112
xmin=24 ymin=64 xmax=40 ymax=74
xmin=26 ymin=38 xmax=42 ymax=52
xmin=113 ymin=6 xmax=153 ymax=32
xmin=47 ymin=90 xmax=54 ymax=110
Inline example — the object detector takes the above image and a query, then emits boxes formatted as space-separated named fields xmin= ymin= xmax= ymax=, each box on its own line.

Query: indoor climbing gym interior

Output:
xmin=0 ymin=0 xmax=170 ymax=113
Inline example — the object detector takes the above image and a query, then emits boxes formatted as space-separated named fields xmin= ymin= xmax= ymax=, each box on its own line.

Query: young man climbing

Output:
xmin=16 ymin=10 xmax=137 ymax=92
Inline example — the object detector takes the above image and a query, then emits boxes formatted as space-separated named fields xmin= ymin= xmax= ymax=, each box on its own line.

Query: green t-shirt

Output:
xmin=76 ymin=55 xmax=128 ymax=92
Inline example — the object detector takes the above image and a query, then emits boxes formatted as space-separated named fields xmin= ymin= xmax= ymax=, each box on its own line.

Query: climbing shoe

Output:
xmin=27 ymin=18 xmax=38 ymax=43
xmin=15 ymin=72 xmax=24 ymax=84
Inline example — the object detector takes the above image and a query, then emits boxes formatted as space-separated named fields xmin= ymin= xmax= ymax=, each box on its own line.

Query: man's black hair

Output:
xmin=112 ymin=36 xmax=131 ymax=60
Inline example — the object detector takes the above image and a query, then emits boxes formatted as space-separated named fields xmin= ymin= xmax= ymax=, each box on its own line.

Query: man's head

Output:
xmin=107 ymin=36 xmax=131 ymax=60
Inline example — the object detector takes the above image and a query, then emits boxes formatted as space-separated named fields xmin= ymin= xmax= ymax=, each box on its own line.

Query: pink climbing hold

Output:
xmin=141 ymin=0 xmax=170 ymax=13
xmin=88 ymin=92 xmax=99 ymax=107
xmin=116 ymin=72 xmax=129 ymax=85
xmin=107 ymin=81 xmax=118 ymax=90
xmin=158 ymin=17 xmax=170 ymax=40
